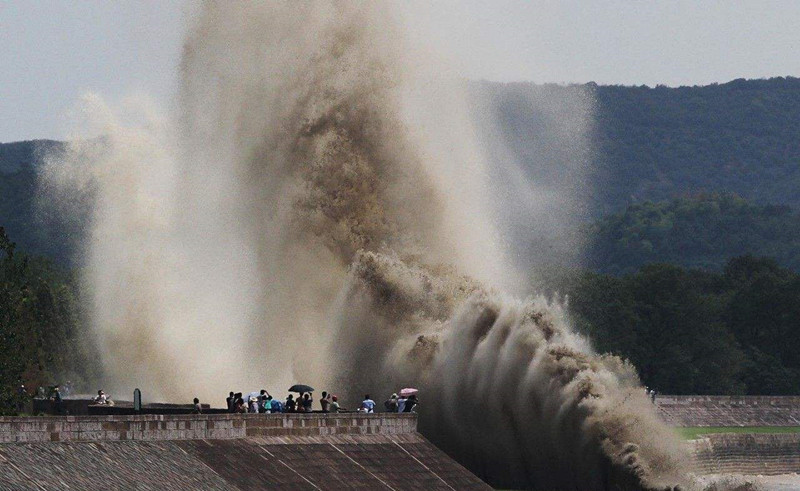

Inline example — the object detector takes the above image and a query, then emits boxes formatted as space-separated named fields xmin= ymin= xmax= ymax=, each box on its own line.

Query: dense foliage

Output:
xmin=479 ymin=77 xmax=800 ymax=215
xmin=565 ymin=256 xmax=800 ymax=395
xmin=0 ymin=228 xmax=95 ymax=414
xmin=594 ymin=77 xmax=800 ymax=213
xmin=587 ymin=194 xmax=800 ymax=274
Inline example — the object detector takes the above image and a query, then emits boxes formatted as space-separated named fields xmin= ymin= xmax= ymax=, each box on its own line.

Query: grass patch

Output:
xmin=677 ymin=426 xmax=800 ymax=440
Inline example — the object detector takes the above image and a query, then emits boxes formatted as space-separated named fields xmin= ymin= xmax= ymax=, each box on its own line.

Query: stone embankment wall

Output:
xmin=692 ymin=433 xmax=800 ymax=476
xmin=656 ymin=395 xmax=800 ymax=427
xmin=655 ymin=396 xmax=800 ymax=476
xmin=0 ymin=413 xmax=416 ymax=442
xmin=0 ymin=414 xmax=490 ymax=490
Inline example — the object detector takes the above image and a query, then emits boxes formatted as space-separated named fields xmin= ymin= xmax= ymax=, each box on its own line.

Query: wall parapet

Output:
xmin=657 ymin=395 xmax=800 ymax=406
xmin=656 ymin=395 xmax=800 ymax=427
xmin=0 ymin=413 xmax=417 ymax=443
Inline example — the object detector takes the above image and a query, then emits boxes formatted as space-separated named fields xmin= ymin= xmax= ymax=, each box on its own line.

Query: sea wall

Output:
xmin=0 ymin=413 xmax=491 ymax=490
xmin=656 ymin=395 xmax=800 ymax=427
xmin=692 ymin=433 xmax=800 ymax=476
xmin=0 ymin=412 xmax=417 ymax=443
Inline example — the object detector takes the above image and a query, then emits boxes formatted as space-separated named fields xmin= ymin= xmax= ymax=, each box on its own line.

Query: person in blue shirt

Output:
xmin=360 ymin=394 xmax=376 ymax=413
xmin=396 ymin=396 xmax=407 ymax=413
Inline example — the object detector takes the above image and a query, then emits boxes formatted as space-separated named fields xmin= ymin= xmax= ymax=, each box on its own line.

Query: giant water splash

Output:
xmin=41 ymin=2 xmax=705 ymax=489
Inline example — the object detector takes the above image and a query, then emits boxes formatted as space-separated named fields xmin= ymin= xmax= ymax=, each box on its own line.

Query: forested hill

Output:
xmin=587 ymin=194 xmax=800 ymax=275
xmin=595 ymin=77 xmax=800 ymax=212
xmin=0 ymin=140 xmax=70 ymax=264
xmin=0 ymin=140 xmax=61 ymax=173
xmin=565 ymin=256 xmax=800 ymax=395
xmin=480 ymin=76 xmax=800 ymax=215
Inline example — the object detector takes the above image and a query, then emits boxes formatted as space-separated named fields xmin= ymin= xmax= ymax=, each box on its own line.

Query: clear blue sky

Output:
xmin=2 ymin=1 xmax=800 ymax=142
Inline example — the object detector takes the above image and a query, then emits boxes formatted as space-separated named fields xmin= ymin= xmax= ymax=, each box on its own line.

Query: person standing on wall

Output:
xmin=51 ymin=386 xmax=63 ymax=415
xmin=384 ymin=393 xmax=398 ymax=412
xmin=361 ymin=394 xmax=375 ymax=413
xmin=330 ymin=395 xmax=340 ymax=413
xmin=320 ymin=391 xmax=331 ymax=413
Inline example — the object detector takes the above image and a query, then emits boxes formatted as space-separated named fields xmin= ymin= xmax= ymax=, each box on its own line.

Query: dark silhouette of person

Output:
xmin=51 ymin=386 xmax=63 ymax=415
xmin=285 ymin=394 xmax=296 ymax=412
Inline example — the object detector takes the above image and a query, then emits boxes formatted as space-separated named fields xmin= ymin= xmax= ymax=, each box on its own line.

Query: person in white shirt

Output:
xmin=94 ymin=390 xmax=108 ymax=404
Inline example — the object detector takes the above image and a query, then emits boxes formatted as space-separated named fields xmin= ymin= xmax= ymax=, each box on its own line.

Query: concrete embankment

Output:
xmin=655 ymin=396 xmax=800 ymax=477
xmin=0 ymin=413 xmax=490 ymax=490
xmin=692 ymin=433 xmax=800 ymax=476
xmin=657 ymin=395 xmax=800 ymax=427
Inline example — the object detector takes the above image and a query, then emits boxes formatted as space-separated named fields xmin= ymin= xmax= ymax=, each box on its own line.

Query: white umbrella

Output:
xmin=399 ymin=388 xmax=418 ymax=397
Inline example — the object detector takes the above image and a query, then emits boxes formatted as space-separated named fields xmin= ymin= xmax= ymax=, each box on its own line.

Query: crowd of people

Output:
xmin=220 ymin=390 xmax=419 ymax=414
xmin=23 ymin=382 xmax=420 ymax=416
xmin=223 ymin=390 xmax=337 ymax=414
xmin=381 ymin=393 xmax=419 ymax=413
xmin=42 ymin=386 xmax=113 ymax=414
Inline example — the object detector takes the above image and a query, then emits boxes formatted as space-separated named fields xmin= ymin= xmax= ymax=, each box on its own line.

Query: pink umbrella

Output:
xmin=399 ymin=388 xmax=418 ymax=397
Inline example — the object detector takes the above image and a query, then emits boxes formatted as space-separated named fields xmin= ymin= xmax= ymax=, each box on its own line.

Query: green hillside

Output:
xmin=594 ymin=77 xmax=800 ymax=212
xmin=0 ymin=140 xmax=61 ymax=173
xmin=0 ymin=140 xmax=73 ymax=265
xmin=0 ymin=227 xmax=97 ymax=414
xmin=565 ymin=256 xmax=800 ymax=395
xmin=587 ymin=194 xmax=800 ymax=274
xmin=7 ymin=78 xmax=800 ymax=267
xmin=479 ymin=77 xmax=800 ymax=215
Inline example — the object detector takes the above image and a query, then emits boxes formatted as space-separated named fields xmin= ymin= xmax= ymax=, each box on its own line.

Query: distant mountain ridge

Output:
xmin=0 ymin=139 xmax=61 ymax=173
xmin=0 ymin=139 xmax=70 ymax=263
xmin=479 ymin=76 xmax=800 ymax=215
xmin=5 ymin=77 xmax=800 ymax=268
xmin=593 ymin=77 xmax=800 ymax=213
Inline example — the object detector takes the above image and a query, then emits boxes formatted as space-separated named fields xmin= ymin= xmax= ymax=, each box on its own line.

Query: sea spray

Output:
xmin=327 ymin=251 xmax=690 ymax=489
xmin=41 ymin=2 xmax=705 ymax=489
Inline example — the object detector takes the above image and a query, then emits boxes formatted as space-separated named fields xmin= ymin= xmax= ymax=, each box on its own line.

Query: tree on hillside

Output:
xmin=0 ymin=227 xmax=97 ymax=414
xmin=587 ymin=194 xmax=800 ymax=274
xmin=627 ymin=264 xmax=744 ymax=394
xmin=592 ymin=77 xmax=800 ymax=212
xmin=0 ymin=227 xmax=27 ymax=414
xmin=724 ymin=256 xmax=800 ymax=394
xmin=562 ymin=259 xmax=800 ymax=395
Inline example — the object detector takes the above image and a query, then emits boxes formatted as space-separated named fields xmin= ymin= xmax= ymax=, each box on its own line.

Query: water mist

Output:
xmin=41 ymin=2 xmax=712 ymax=489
